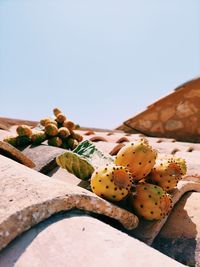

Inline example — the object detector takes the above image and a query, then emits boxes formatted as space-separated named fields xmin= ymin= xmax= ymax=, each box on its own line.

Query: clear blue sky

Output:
xmin=0 ymin=0 xmax=199 ymax=129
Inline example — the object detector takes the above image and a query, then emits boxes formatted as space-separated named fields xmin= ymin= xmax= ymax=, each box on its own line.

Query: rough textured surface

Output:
xmin=0 ymin=212 xmax=186 ymax=267
xmin=153 ymin=192 xmax=200 ymax=266
xmin=0 ymin=141 xmax=35 ymax=168
xmin=0 ymin=155 xmax=139 ymax=251
xmin=22 ymin=144 xmax=66 ymax=173
xmin=117 ymin=76 xmax=200 ymax=142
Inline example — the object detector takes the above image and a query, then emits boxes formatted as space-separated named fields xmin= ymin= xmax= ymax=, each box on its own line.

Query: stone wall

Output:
xmin=121 ymin=77 xmax=200 ymax=142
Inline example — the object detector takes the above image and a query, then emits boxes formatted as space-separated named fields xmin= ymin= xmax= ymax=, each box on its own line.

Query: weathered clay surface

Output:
xmin=0 ymin=155 xmax=139 ymax=251
xmin=22 ymin=144 xmax=66 ymax=173
xmin=131 ymin=180 xmax=200 ymax=245
xmin=0 ymin=141 xmax=35 ymax=168
xmin=0 ymin=212 xmax=186 ymax=267
xmin=153 ymin=192 xmax=200 ymax=266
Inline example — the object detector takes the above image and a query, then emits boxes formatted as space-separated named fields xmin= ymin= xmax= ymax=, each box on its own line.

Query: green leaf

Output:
xmin=73 ymin=140 xmax=114 ymax=168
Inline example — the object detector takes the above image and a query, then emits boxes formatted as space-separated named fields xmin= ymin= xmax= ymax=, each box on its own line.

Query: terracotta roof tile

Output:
xmin=0 ymin=212 xmax=186 ymax=267
xmin=1 ymin=116 xmax=200 ymax=266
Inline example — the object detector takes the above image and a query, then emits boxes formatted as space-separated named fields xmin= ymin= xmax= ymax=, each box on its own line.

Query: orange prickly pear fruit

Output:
xmin=131 ymin=182 xmax=172 ymax=220
xmin=115 ymin=139 xmax=157 ymax=181
xmin=148 ymin=156 xmax=187 ymax=191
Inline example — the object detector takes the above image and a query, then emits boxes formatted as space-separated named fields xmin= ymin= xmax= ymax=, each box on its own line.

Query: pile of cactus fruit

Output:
xmin=4 ymin=108 xmax=83 ymax=150
xmin=57 ymin=139 xmax=187 ymax=221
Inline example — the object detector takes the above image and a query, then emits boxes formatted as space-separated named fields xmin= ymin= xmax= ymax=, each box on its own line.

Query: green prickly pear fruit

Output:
xmin=148 ymin=157 xmax=186 ymax=191
xmin=5 ymin=136 xmax=31 ymax=147
xmin=48 ymin=137 xmax=63 ymax=147
xmin=3 ymin=136 xmax=18 ymax=147
xmin=45 ymin=123 xmax=58 ymax=136
xmin=131 ymin=182 xmax=172 ymax=220
xmin=16 ymin=125 xmax=32 ymax=137
xmin=58 ymin=127 xmax=70 ymax=139
xmin=65 ymin=138 xmax=79 ymax=150
xmin=115 ymin=139 xmax=157 ymax=181
xmin=31 ymin=131 xmax=47 ymax=145
xmin=53 ymin=107 xmax=62 ymax=117
xmin=91 ymin=164 xmax=133 ymax=202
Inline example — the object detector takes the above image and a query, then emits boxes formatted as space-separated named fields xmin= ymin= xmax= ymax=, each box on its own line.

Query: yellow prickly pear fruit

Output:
xmin=58 ymin=127 xmax=70 ymax=139
xmin=56 ymin=113 xmax=67 ymax=124
xmin=131 ymin=182 xmax=172 ymax=220
xmin=16 ymin=125 xmax=32 ymax=137
xmin=48 ymin=137 xmax=63 ymax=147
xmin=115 ymin=139 xmax=157 ymax=181
xmin=63 ymin=120 xmax=75 ymax=130
xmin=148 ymin=157 xmax=186 ymax=191
xmin=53 ymin=107 xmax=62 ymax=117
xmin=91 ymin=164 xmax=133 ymax=202
xmin=45 ymin=123 xmax=58 ymax=136
xmin=31 ymin=131 xmax=47 ymax=145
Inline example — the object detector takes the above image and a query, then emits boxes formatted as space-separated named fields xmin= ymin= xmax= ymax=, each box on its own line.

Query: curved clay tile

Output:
xmin=84 ymin=130 xmax=95 ymax=136
xmin=0 ymin=155 xmax=138 ymax=251
xmin=171 ymin=148 xmax=180 ymax=155
xmin=0 ymin=141 xmax=35 ymax=168
xmin=106 ymin=132 xmax=114 ymax=136
xmin=109 ymin=143 xmax=125 ymax=156
xmin=116 ymin=136 xmax=130 ymax=143
xmin=186 ymin=147 xmax=194 ymax=152
xmin=89 ymin=136 xmax=108 ymax=142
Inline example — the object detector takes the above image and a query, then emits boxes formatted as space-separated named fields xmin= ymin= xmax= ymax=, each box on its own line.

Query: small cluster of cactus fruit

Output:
xmin=4 ymin=108 xmax=83 ymax=150
xmin=90 ymin=139 xmax=187 ymax=220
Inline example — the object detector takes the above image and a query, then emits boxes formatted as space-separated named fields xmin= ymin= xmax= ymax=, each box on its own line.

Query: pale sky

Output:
xmin=0 ymin=0 xmax=199 ymax=129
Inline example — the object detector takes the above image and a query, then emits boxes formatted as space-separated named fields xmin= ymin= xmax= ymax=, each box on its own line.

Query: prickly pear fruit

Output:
xmin=48 ymin=137 xmax=63 ymax=147
xmin=131 ymin=182 xmax=172 ymax=220
xmin=115 ymin=139 xmax=157 ymax=181
xmin=16 ymin=125 xmax=32 ymax=137
xmin=45 ymin=123 xmax=58 ymax=136
xmin=4 ymin=135 xmax=32 ymax=147
xmin=40 ymin=118 xmax=52 ymax=127
xmin=3 ymin=136 xmax=18 ymax=147
xmin=173 ymin=157 xmax=187 ymax=176
xmin=58 ymin=127 xmax=70 ymax=139
xmin=91 ymin=164 xmax=133 ymax=201
xmin=53 ymin=107 xmax=62 ymax=117
xmin=71 ymin=132 xmax=83 ymax=142
xmin=63 ymin=120 xmax=75 ymax=130
xmin=56 ymin=113 xmax=66 ymax=124
xmin=64 ymin=138 xmax=79 ymax=150
xmin=31 ymin=131 xmax=47 ymax=145
xmin=148 ymin=157 xmax=186 ymax=191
